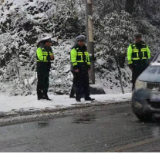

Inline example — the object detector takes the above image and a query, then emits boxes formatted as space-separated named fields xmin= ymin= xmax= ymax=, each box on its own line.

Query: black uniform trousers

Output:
xmin=132 ymin=60 xmax=149 ymax=90
xmin=70 ymin=71 xmax=76 ymax=97
xmin=73 ymin=69 xmax=90 ymax=100
xmin=37 ymin=70 xmax=49 ymax=99
xmin=132 ymin=68 xmax=143 ymax=90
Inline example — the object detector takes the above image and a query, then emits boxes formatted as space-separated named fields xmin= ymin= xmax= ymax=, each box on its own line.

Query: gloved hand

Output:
xmin=74 ymin=69 xmax=79 ymax=73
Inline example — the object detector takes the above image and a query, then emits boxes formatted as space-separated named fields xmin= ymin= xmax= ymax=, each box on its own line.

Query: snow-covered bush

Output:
xmin=0 ymin=0 xmax=159 ymax=95
xmin=0 ymin=0 xmax=84 ymax=95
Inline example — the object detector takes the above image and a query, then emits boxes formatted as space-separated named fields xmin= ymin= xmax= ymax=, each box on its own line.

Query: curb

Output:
xmin=0 ymin=100 xmax=131 ymax=127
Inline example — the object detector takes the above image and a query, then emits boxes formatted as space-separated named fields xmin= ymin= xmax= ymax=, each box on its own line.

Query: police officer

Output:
xmin=127 ymin=33 xmax=151 ymax=90
xmin=36 ymin=36 xmax=54 ymax=100
xmin=70 ymin=35 xmax=94 ymax=102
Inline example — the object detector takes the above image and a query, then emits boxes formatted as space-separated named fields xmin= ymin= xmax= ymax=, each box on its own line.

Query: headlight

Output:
xmin=135 ymin=80 xmax=146 ymax=90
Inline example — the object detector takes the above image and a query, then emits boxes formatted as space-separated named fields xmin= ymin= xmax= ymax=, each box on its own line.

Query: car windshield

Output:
xmin=145 ymin=66 xmax=160 ymax=74
xmin=138 ymin=66 xmax=160 ymax=82
xmin=152 ymin=53 xmax=160 ymax=63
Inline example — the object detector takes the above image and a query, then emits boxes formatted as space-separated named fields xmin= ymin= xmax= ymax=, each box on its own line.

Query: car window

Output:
xmin=156 ymin=54 xmax=160 ymax=62
xmin=151 ymin=53 xmax=160 ymax=63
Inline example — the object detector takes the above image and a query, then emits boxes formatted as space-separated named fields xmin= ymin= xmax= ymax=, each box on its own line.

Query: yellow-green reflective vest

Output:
xmin=70 ymin=46 xmax=91 ymax=69
xmin=127 ymin=43 xmax=151 ymax=65
xmin=37 ymin=47 xmax=53 ymax=62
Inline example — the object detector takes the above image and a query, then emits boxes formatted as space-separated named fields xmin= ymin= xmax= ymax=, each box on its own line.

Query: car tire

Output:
xmin=135 ymin=113 xmax=152 ymax=122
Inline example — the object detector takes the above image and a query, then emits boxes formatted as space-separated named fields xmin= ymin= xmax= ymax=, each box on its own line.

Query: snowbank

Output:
xmin=0 ymin=93 xmax=131 ymax=114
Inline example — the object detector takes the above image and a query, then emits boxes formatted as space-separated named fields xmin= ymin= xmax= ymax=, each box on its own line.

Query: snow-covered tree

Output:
xmin=0 ymin=0 xmax=159 ymax=95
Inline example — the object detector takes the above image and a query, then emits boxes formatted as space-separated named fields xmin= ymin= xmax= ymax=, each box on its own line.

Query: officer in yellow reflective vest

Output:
xmin=127 ymin=33 xmax=151 ymax=90
xmin=70 ymin=35 xmax=95 ymax=102
xmin=36 ymin=36 xmax=54 ymax=100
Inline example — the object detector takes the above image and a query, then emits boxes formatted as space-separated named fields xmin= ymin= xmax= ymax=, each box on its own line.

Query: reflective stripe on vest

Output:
xmin=131 ymin=44 xmax=148 ymax=61
xmin=37 ymin=48 xmax=52 ymax=62
xmin=76 ymin=50 xmax=90 ymax=64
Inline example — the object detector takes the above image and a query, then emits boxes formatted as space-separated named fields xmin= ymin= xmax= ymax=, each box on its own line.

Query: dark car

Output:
xmin=132 ymin=53 xmax=160 ymax=121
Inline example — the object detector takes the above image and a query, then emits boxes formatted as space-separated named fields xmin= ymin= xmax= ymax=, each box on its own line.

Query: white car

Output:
xmin=132 ymin=53 xmax=160 ymax=121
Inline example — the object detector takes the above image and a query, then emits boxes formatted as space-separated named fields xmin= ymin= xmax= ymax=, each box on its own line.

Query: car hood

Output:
xmin=138 ymin=66 xmax=160 ymax=83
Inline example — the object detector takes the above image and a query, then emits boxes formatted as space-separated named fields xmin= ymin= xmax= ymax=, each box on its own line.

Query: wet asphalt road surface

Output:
xmin=1 ymin=103 xmax=160 ymax=152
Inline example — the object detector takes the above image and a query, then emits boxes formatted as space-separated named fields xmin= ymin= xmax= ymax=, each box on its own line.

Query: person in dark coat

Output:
xmin=36 ymin=36 xmax=54 ymax=100
xmin=127 ymin=33 xmax=151 ymax=90
xmin=70 ymin=35 xmax=95 ymax=102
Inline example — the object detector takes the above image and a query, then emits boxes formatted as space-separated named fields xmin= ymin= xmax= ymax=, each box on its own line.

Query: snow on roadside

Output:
xmin=0 ymin=93 xmax=132 ymax=114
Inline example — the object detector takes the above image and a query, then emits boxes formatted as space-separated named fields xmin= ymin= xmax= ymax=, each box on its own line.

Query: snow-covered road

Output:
xmin=0 ymin=93 xmax=132 ymax=113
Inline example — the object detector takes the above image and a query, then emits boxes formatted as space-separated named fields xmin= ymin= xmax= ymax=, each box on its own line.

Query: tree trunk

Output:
xmin=114 ymin=52 xmax=124 ymax=94
xmin=125 ymin=0 xmax=135 ymax=14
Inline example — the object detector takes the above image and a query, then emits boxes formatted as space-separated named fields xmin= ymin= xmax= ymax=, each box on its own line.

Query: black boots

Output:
xmin=43 ymin=93 xmax=52 ymax=101
xmin=76 ymin=97 xmax=95 ymax=102
xmin=85 ymin=97 xmax=95 ymax=101
xmin=76 ymin=99 xmax=81 ymax=103
xmin=37 ymin=92 xmax=51 ymax=101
